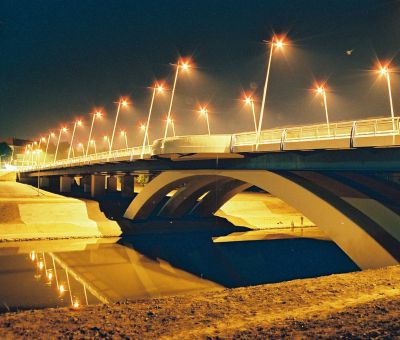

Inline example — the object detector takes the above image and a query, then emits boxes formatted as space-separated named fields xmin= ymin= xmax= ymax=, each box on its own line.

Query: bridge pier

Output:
xmin=48 ymin=176 xmax=60 ymax=191
xmin=107 ymin=175 xmax=119 ymax=192
xmin=121 ymin=174 xmax=136 ymax=197
xmin=60 ymin=176 xmax=73 ymax=193
xmin=38 ymin=177 xmax=50 ymax=188
xmin=82 ymin=175 xmax=91 ymax=193
xmin=91 ymin=175 xmax=106 ymax=197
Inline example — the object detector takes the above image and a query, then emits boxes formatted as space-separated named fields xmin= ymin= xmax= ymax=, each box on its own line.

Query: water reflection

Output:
xmin=0 ymin=224 xmax=358 ymax=313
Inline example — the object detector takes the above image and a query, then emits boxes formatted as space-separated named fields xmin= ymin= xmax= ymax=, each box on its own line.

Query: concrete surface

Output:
xmin=0 ymin=181 xmax=121 ymax=240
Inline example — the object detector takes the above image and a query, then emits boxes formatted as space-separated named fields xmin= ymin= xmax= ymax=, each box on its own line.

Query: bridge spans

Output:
xmin=17 ymin=116 xmax=400 ymax=270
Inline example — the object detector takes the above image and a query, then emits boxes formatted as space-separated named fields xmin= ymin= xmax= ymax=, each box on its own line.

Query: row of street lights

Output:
xmin=23 ymin=35 xmax=399 ymax=166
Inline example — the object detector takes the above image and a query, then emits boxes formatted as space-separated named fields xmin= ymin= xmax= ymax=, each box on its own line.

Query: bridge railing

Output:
xmin=232 ymin=116 xmax=400 ymax=148
xmin=19 ymin=145 xmax=151 ymax=171
xmin=17 ymin=116 xmax=400 ymax=172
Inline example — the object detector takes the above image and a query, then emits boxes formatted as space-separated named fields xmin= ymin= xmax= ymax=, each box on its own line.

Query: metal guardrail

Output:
xmin=18 ymin=146 xmax=151 ymax=172
xmin=231 ymin=117 xmax=400 ymax=147
xmin=17 ymin=117 xmax=400 ymax=172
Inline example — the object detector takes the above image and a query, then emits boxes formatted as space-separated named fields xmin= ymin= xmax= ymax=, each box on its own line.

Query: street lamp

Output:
xmin=43 ymin=132 xmax=55 ymax=166
xmin=314 ymin=84 xmax=331 ymax=135
xmin=54 ymin=127 xmax=67 ymax=164
xmin=120 ymin=130 xmax=129 ymax=149
xmin=104 ymin=135 xmax=111 ymax=151
xmin=199 ymin=106 xmax=211 ymax=135
xmin=244 ymin=95 xmax=258 ymax=134
xmin=90 ymin=139 xmax=97 ymax=154
xmin=109 ymin=98 xmax=129 ymax=157
xmin=140 ymin=124 xmax=150 ymax=147
xmin=68 ymin=120 xmax=83 ymax=160
xmin=22 ymin=145 xmax=30 ymax=166
xmin=86 ymin=111 xmax=102 ymax=157
xmin=162 ymin=59 xmax=191 ymax=147
xmin=141 ymin=83 xmax=165 ymax=159
xmin=35 ymin=137 xmax=46 ymax=165
xmin=166 ymin=117 xmax=176 ymax=137
xmin=377 ymin=63 xmax=396 ymax=129
xmin=257 ymin=35 xmax=287 ymax=147
xmin=78 ymin=143 xmax=85 ymax=156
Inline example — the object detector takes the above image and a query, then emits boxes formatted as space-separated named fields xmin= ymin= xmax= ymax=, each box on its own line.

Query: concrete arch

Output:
xmin=158 ymin=176 xmax=228 ymax=218
xmin=123 ymin=170 xmax=400 ymax=269
xmin=190 ymin=179 xmax=251 ymax=217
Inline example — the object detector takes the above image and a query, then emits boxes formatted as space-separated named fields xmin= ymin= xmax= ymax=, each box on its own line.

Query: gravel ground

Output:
xmin=0 ymin=265 xmax=399 ymax=339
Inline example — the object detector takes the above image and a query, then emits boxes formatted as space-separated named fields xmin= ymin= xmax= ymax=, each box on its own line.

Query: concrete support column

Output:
xmin=49 ymin=176 xmax=60 ymax=192
xmin=91 ymin=174 xmax=106 ymax=197
xmin=60 ymin=176 xmax=73 ymax=193
xmin=107 ymin=176 xmax=118 ymax=192
xmin=121 ymin=175 xmax=136 ymax=197
xmin=82 ymin=175 xmax=91 ymax=193
xmin=38 ymin=177 xmax=50 ymax=188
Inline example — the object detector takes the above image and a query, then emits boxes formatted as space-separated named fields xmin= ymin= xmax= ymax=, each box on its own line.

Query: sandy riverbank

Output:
xmin=0 ymin=265 xmax=398 ymax=338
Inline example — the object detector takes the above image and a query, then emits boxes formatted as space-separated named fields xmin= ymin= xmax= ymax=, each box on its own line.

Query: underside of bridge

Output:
xmin=123 ymin=170 xmax=400 ymax=270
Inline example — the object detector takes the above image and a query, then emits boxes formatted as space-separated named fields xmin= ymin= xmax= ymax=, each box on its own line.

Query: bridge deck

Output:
xmin=17 ymin=116 xmax=400 ymax=173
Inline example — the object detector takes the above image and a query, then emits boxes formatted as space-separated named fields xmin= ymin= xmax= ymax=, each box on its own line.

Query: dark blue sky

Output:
xmin=0 ymin=0 xmax=399 ymax=144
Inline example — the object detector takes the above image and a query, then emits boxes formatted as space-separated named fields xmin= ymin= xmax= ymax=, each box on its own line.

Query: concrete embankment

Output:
xmin=0 ymin=179 xmax=121 ymax=241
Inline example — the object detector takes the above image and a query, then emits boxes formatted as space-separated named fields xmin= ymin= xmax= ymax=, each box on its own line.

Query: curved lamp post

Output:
xmin=162 ymin=59 xmax=191 ymax=148
xmin=109 ymin=98 xmax=129 ymax=157
xmin=141 ymin=83 xmax=165 ymax=158
xmin=86 ymin=111 xmax=102 ymax=158
xmin=315 ymin=84 xmax=331 ymax=135
xmin=257 ymin=35 xmax=287 ymax=147
xmin=54 ymin=127 xmax=67 ymax=164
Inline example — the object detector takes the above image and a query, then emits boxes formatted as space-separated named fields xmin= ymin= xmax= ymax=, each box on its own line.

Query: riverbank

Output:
xmin=0 ymin=181 xmax=121 ymax=240
xmin=1 ymin=265 xmax=398 ymax=338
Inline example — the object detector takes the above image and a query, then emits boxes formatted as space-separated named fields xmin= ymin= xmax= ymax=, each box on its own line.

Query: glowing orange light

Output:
xmin=244 ymin=96 xmax=253 ymax=105
xmin=73 ymin=300 xmax=80 ymax=308
xmin=140 ymin=124 xmax=146 ymax=130
xmin=379 ymin=66 xmax=389 ymax=76
xmin=95 ymin=111 xmax=102 ymax=118
xmin=50 ymin=132 xmax=55 ymax=138
xmin=90 ymin=139 xmax=95 ymax=144
xmin=180 ymin=59 xmax=191 ymax=71
xmin=59 ymin=284 xmax=65 ymax=293
xmin=156 ymin=84 xmax=165 ymax=93
xmin=120 ymin=131 xmax=126 ymax=136
xmin=62 ymin=127 xmax=67 ymax=133
xmin=315 ymin=86 xmax=325 ymax=95
xmin=103 ymin=136 xmax=108 ymax=141
xmin=47 ymin=272 xmax=53 ymax=281
xmin=29 ymin=251 xmax=36 ymax=261
xmin=41 ymin=137 xmax=46 ymax=142
xmin=272 ymin=35 xmax=287 ymax=49
xmin=199 ymin=107 xmax=208 ymax=115
xmin=121 ymin=98 xmax=129 ymax=107
xmin=38 ymin=261 xmax=44 ymax=270
xmin=77 ymin=120 xmax=82 ymax=126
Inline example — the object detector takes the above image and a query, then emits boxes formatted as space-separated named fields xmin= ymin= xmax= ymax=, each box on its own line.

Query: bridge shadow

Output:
xmin=117 ymin=219 xmax=359 ymax=288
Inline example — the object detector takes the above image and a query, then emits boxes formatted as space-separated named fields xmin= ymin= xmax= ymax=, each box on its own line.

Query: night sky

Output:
xmin=0 ymin=0 xmax=399 ymax=147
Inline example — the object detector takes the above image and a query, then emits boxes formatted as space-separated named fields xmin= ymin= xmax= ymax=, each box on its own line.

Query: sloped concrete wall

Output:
xmin=0 ymin=181 xmax=121 ymax=240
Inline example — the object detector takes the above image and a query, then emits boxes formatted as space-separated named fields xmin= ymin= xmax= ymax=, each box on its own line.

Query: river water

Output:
xmin=0 ymin=225 xmax=358 ymax=313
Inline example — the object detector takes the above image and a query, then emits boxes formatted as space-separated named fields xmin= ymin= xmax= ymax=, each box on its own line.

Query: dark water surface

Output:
xmin=0 ymin=225 xmax=358 ymax=313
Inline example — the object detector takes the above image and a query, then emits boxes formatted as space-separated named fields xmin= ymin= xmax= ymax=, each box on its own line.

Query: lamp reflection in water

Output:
xmin=28 ymin=251 xmax=104 ymax=308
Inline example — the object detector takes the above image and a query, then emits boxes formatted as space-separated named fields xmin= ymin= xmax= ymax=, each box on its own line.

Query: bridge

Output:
xmin=16 ymin=116 xmax=400 ymax=270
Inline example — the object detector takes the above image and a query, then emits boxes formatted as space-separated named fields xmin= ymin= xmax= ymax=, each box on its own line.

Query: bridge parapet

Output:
xmin=15 ymin=116 xmax=400 ymax=173
xmin=232 ymin=116 xmax=400 ymax=152
xmin=151 ymin=134 xmax=233 ymax=157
